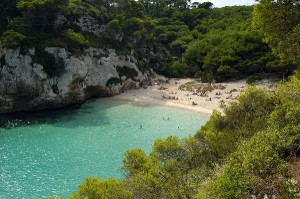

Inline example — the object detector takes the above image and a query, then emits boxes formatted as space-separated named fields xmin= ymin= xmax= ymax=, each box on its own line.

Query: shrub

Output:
xmin=137 ymin=60 xmax=146 ymax=71
xmin=246 ymin=75 xmax=261 ymax=85
xmin=0 ymin=30 xmax=26 ymax=48
xmin=66 ymin=29 xmax=88 ymax=47
xmin=107 ymin=19 xmax=121 ymax=34
xmin=219 ymin=99 xmax=226 ymax=109
xmin=70 ymin=177 xmax=132 ymax=199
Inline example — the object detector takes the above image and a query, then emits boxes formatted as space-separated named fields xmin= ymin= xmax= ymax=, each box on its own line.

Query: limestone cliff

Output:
xmin=0 ymin=47 xmax=149 ymax=113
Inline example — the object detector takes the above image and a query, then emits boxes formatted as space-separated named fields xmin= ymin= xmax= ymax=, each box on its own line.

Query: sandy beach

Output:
xmin=114 ymin=76 xmax=279 ymax=114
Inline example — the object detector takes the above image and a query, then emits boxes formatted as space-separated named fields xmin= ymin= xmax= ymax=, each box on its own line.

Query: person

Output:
xmin=139 ymin=125 xmax=143 ymax=129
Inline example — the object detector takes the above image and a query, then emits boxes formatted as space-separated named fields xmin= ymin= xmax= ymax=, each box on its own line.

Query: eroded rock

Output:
xmin=0 ymin=47 xmax=148 ymax=113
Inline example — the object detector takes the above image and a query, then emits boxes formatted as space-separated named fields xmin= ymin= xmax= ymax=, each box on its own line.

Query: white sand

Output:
xmin=113 ymin=77 xmax=279 ymax=114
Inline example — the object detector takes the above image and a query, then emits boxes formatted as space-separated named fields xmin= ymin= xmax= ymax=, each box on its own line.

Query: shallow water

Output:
xmin=0 ymin=98 xmax=209 ymax=198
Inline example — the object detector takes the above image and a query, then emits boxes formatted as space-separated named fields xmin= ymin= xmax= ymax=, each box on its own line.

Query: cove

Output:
xmin=0 ymin=98 xmax=209 ymax=198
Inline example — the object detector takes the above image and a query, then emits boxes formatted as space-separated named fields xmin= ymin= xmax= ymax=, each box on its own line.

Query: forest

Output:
xmin=1 ymin=0 xmax=300 ymax=198
xmin=0 ymin=0 xmax=297 ymax=81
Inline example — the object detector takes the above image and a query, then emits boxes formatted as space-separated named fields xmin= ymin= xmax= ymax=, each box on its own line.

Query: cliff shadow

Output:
xmin=0 ymin=98 xmax=123 ymax=129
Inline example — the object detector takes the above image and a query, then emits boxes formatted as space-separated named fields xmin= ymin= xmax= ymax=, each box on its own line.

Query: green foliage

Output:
xmin=183 ymin=29 xmax=273 ymax=81
xmin=204 ymin=130 xmax=288 ymax=199
xmin=266 ymin=58 xmax=296 ymax=78
xmin=68 ymin=0 xmax=101 ymax=19
xmin=160 ymin=60 xmax=190 ymax=77
xmin=246 ymin=75 xmax=259 ymax=85
xmin=253 ymin=0 xmax=300 ymax=63
xmin=196 ymin=87 xmax=275 ymax=161
xmin=281 ymin=180 xmax=300 ymax=199
xmin=0 ymin=30 xmax=26 ymax=48
xmin=106 ymin=19 xmax=121 ymax=35
xmin=67 ymin=74 xmax=300 ymax=199
xmin=1 ymin=0 xmax=288 ymax=80
xmin=152 ymin=136 xmax=185 ymax=163
xmin=136 ymin=60 xmax=146 ymax=71
xmin=70 ymin=177 xmax=132 ymax=199
xmin=0 ymin=0 xmax=19 ymax=33
xmin=17 ymin=0 xmax=68 ymax=32
xmin=123 ymin=17 xmax=145 ymax=37
xmin=2 ymin=1 xmax=299 ymax=198
xmin=269 ymin=76 xmax=300 ymax=139
xmin=198 ymin=76 xmax=300 ymax=198
xmin=122 ymin=149 xmax=151 ymax=177
xmin=66 ymin=29 xmax=88 ymax=47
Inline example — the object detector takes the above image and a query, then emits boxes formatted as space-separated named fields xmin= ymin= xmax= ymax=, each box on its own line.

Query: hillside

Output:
xmin=0 ymin=0 xmax=296 ymax=113
xmin=1 ymin=0 xmax=295 ymax=81
xmin=0 ymin=0 xmax=300 ymax=198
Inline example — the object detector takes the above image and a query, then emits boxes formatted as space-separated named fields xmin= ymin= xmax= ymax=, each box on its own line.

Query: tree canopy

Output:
xmin=0 ymin=0 xmax=299 ymax=198
xmin=1 ymin=0 xmax=296 ymax=81
xmin=253 ymin=0 xmax=300 ymax=62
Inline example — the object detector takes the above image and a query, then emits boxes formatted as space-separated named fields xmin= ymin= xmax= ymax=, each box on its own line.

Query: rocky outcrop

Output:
xmin=0 ymin=47 xmax=149 ymax=113
xmin=76 ymin=15 xmax=105 ymax=37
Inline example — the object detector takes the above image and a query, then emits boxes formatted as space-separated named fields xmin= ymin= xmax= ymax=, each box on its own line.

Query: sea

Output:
xmin=0 ymin=98 xmax=209 ymax=198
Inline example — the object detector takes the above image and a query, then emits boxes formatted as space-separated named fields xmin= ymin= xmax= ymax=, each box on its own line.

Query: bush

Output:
xmin=0 ymin=30 xmax=26 ymax=48
xmin=70 ymin=177 xmax=132 ymax=199
xmin=65 ymin=29 xmax=88 ymax=47
xmin=107 ymin=19 xmax=121 ymax=34
xmin=246 ymin=75 xmax=261 ymax=85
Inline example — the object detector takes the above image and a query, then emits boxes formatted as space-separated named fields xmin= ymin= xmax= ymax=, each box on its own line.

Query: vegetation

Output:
xmin=67 ymin=1 xmax=300 ymax=198
xmin=68 ymin=77 xmax=299 ymax=198
xmin=0 ymin=30 xmax=26 ymax=48
xmin=0 ymin=0 xmax=297 ymax=80
xmin=0 ymin=0 xmax=300 ymax=198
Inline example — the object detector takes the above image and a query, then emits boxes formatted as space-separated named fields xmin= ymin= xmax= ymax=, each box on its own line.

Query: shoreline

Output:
xmin=111 ymin=95 xmax=213 ymax=114
xmin=113 ymin=77 xmax=280 ymax=114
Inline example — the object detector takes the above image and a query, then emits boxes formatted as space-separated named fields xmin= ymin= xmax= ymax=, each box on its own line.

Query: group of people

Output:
xmin=162 ymin=95 xmax=179 ymax=100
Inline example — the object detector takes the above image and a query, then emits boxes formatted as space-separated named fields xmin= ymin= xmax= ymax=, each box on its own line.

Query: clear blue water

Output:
xmin=0 ymin=98 xmax=209 ymax=198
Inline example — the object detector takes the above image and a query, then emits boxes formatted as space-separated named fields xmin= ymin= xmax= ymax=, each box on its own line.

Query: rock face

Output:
xmin=76 ymin=15 xmax=105 ymax=37
xmin=0 ymin=47 xmax=148 ymax=113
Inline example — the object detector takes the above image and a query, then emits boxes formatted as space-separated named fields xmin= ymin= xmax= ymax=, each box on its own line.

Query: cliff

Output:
xmin=0 ymin=47 xmax=150 ymax=113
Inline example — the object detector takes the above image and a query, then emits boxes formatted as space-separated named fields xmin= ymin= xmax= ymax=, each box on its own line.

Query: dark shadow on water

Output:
xmin=0 ymin=98 xmax=122 ymax=129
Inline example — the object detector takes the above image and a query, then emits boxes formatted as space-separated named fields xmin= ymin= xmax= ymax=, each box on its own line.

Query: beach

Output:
xmin=114 ymin=76 xmax=280 ymax=114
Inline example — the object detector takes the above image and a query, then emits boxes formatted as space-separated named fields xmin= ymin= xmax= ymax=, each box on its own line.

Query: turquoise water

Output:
xmin=0 ymin=98 xmax=209 ymax=198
